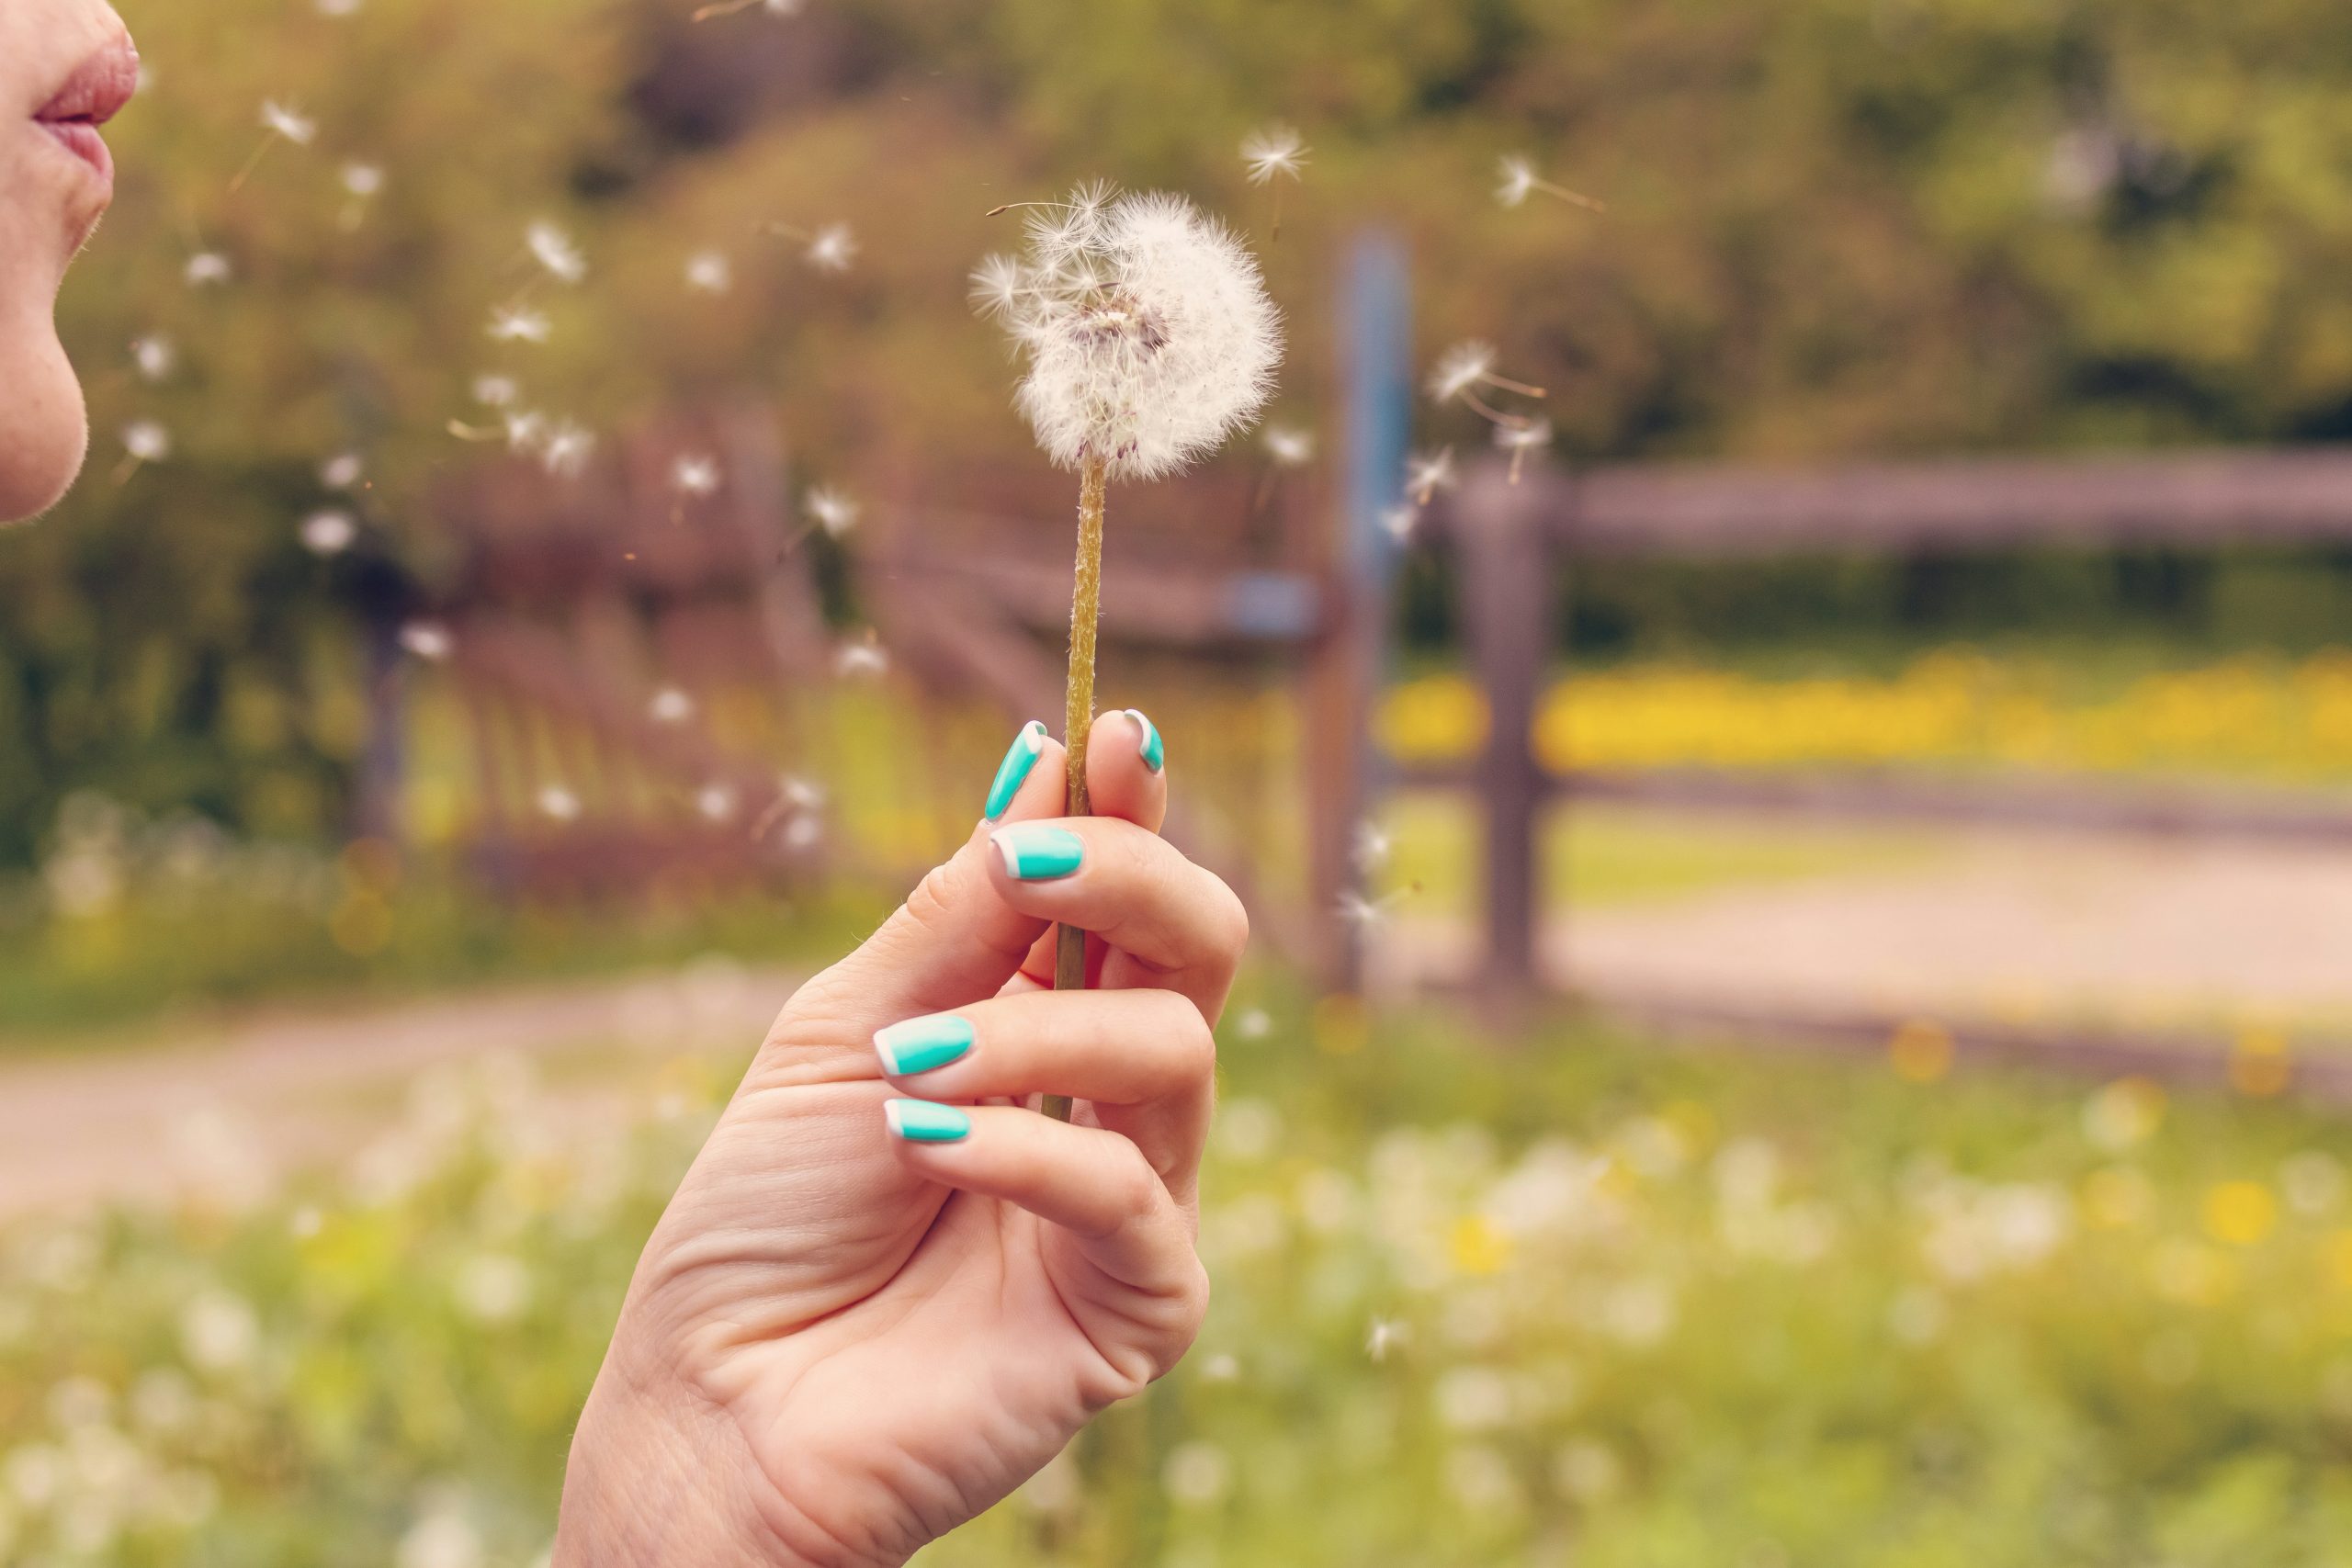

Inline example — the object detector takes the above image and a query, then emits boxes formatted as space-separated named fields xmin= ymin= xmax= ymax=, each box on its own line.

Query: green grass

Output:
xmin=5 ymin=989 xmax=2349 ymax=1566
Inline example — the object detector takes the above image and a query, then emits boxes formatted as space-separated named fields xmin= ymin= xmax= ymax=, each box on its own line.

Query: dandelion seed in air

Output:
xmin=695 ymin=784 xmax=737 ymax=822
xmin=185 ymin=252 xmax=231 ymax=287
xmin=1495 ymin=152 xmax=1604 ymax=213
xmin=1428 ymin=340 xmax=1545 ymax=430
xmin=230 ymin=100 xmax=317 ymax=192
xmin=526 ymin=220 xmax=587 ymax=284
xmin=540 ymin=420 xmax=595 ymax=479
xmin=804 ymin=222 xmax=856 ymax=273
xmin=537 ymin=785 xmax=581 ymax=822
xmin=1365 ymin=1317 xmax=1408 ymax=1362
xmin=672 ymin=455 xmax=721 ymax=498
xmin=684 ymin=250 xmax=732 ymax=294
xmin=300 ymin=510 xmax=356 ymax=556
xmin=693 ymin=0 xmax=801 ymax=21
xmin=130 ymin=333 xmax=175 ymax=382
xmin=835 ymin=635 xmax=888 ymax=679
xmin=1379 ymin=503 xmax=1419 ymax=544
xmin=1263 ymin=426 xmax=1314 ymax=467
xmin=1336 ymin=887 xmax=1408 ymax=931
xmin=316 ymin=0 xmax=363 ymax=16
xmin=1353 ymin=819 xmax=1393 ymax=874
xmin=1240 ymin=122 xmax=1308 ymax=239
xmin=320 ymin=451 xmax=363 ymax=491
xmin=975 ymin=186 xmax=1280 ymax=1111
xmin=650 ymin=687 xmax=695 ymax=723
xmin=338 ymin=162 xmax=383 ymax=231
xmin=488 ymin=305 xmax=550 ymax=344
xmin=805 ymin=485 xmax=859 ymax=537
xmin=1233 ymin=1007 xmax=1272 ymax=1041
xmin=398 ymin=622 xmax=453 ymax=660
xmin=113 ymin=420 xmax=170 ymax=483
xmin=472 ymin=374 xmax=518 ymax=407
xmin=1494 ymin=416 xmax=1553 ymax=484
xmin=1406 ymin=446 xmax=1457 ymax=506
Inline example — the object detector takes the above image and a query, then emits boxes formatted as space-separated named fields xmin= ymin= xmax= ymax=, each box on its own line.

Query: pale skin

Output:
xmin=1 ymin=6 xmax=1238 ymax=1558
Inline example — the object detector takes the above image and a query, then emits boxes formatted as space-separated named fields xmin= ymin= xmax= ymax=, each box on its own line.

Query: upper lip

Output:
xmin=35 ymin=36 xmax=140 ymax=129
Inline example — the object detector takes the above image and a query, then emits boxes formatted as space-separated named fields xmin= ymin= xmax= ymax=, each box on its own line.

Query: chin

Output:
xmin=0 ymin=322 xmax=91 ymax=525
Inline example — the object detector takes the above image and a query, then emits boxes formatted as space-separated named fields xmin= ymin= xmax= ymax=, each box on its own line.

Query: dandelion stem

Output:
xmin=1478 ymin=372 xmax=1549 ymax=399
xmin=691 ymin=0 xmax=761 ymax=20
xmin=1536 ymin=178 xmax=1607 ymax=213
xmin=1045 ymin=455 xmax=1108 ymax=1124
xmin=1459 ymin=387 xmax=1533 ymax=430
xmin=226 ymin=135 xmax=273 ymax=196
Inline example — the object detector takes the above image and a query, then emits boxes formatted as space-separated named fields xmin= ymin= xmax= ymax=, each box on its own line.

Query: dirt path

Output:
xmin=0 ymin=962 xmax=797 ymax=1221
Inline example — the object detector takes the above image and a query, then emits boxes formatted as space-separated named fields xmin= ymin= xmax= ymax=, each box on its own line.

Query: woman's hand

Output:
xmin=554 ymin=709 xmax=1242 ymax=1567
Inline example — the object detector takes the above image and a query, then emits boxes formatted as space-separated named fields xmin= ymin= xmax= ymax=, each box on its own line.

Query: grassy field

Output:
xmin=5 ymin=988 xmax=2349 ymax=1566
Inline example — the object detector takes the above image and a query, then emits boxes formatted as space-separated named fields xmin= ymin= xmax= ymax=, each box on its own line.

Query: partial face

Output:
xmin=0 ymin=0 xmax=136 ymax=524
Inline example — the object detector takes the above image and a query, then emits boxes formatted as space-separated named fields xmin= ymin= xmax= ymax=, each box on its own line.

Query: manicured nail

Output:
xmin=1124 ymin=709 xmax=1164 ymax=773
xmin=991 ymin=823 xmax=1084 ymax=881
xmin=985 ymin=720 xmax=1048 ymax=822
xmin=884 ymin=1099 xmax=972 ymax=1144
xmin=874 ymin=1013 xmax=976 ymax=1077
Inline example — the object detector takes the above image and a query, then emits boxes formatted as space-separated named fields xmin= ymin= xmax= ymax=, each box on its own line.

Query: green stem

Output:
xmin=1044 ymin=456 xmax=1108 ymax=1122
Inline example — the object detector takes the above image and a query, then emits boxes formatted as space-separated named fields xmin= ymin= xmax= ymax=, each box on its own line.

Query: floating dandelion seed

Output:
xmin=1234 ymin=1007 xmax=1272 ymax=1040
xmin=537 ymin=785 xmax=581 ymax=822
xmin=319 ymin=451 xmax=363 ymax=490
xmin=316 ymin=0 xmax=363 ymax=16
xmin=1406 ymin=446 xmax=1458 ymax=505
xmin=805 ymin=485 xmax=859 ymax=536
xmin=978 ymin=187 xmax=1280 ymax=1120
xmin=526 ymin=220 xmax=587 ymax=284
xmin=398 ymin=622 xmax=453 ymax=660
xmin=671 ymin=455 xmax=720 ymax=498
xmin=836 ymin=636 xmax=889 ymax=678
xmin=503 ymin=411 xmax=548 ymax=453
xmin=695 ymin=784 xmax=737 ymax=822
xmin=650 ymin=687 xmax=695 ymax=723
xmin=1427 ymin=340 xmax=1545 ymax=429
xmin=1240 ymin=123 xmax=1309 ymax=239
xmin=693 ymin=0 xmax=802 ymax=20
xmin=130 ymin=333 xmax=175 ymax=382
xmin=1495 ymin=152 xmax=1604 ymax=213
xmin=804 ymin=222 xmax=856 ymax=273
xmin=783 ymin=774 xmax=826 ymax=811
xmin=1263 ymin=425 xmax=1315 ymax=466
xmin=113 ymin=420 xmax=170 ymax=482
xmin=300 ymin=510 xmax=356 ymax=556
xmin=184 ymin=252 xmax=231 ymax=287
xmin=231 ymin=100 xmax=316 ymax=192
xmin=338 ymin=162 xmax=383 ymax=230
xmin=471 ymin=374 xmax=518 ymax=407
xmin=1336 ymin=887 xmax=1408 ymax=931
xmin=540 ymin=421 xmax=595 ymax=478
xmin=1494 ymin=416 xmax=1553 ymax=484
xmin=684 ymin=250 xmax=732 ymax=293
xmin=1353 ymin=819 xmax=1393 ymax=873
xmin=487 ymin=305 xmax=550 ymax=344
xmin=1379 ymin=503 xmax=1419 ymax=544
xmin=1365 ymin=1317 xmax=1408 ymax=1362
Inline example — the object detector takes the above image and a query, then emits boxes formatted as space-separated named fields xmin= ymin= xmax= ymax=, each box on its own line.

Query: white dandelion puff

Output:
xmin=1263 ymin=425 xmax=1315 ymax=467
xmin=537 ymin=785 xmax=581 ymax=822
xmin=804 ymin=221 xmax=857 ymax=273
xmin=975 ymin=186 xmax=1281 ymax=481
xmin=1495 ymin=152 xmax=1604 ymax=213
xmin=398 ymin=622 xmax=453 ymax=661
xmin=684 ymin=250 xmax=732 ymax=293
xmin=320 ymin=451 xmax=364 ymax=491
xmin=184 ymin=252 xmax=231 ymax=287
xmin=300 ymin=510 xmax=356 ymax=556
xmin=1406 ymin=446 xmax=1458 ymax=505
xmin=650 ymin=687 xmax=695 ymax=723
xmin=526 ymin=220 xmax=587 ymax=283
xmin=671 ymin=455 xmax=720 ymax=497
xmin=130 ymin=333 xmax=175 ymax=382
xmin=1240 ymin=123 xmax=1309 ymax=185
xmin=805 ymin=486 xmax=859 ymax=536
xmin=1495 ymin=416 xmax=1553 ymax=484
xmin=487 ymin=305 xmax=550 ymax=344
xmin=540 ymin=420 xmax=595 ymax=478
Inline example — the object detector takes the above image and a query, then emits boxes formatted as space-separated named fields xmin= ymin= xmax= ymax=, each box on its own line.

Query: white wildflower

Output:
xmin=805 ymin=222 xmax=856 ymax=273
xmin=398 ymin=622 xmax=453 ymax=661
xmin=320 ymin=451 xmax=364 ymax=490
xmin=684 ymin=249 xmax=731 ymax=293
xmin=1495 ymin=152 xmax=1602 ymax=212
xmin=184 ymin=252 xmax=231 ymax=286
xmin=130 ymin=333 xmax=174 ymax=382
xmin=671 ymin=455 xmax=720 ymax=497
xmin=1262 ymin=424 xmax=1314 ymax=466
xmin=259 ymin=100 xmax=317 ymax=146
xmin=300 ymin=510 xmax=356 ymax=556
xmin=1240 ymin=123 xmax=1309 ymax=185
xmin=974 ymin=186 xmax=1281 ymax=481
xmin=526 ymin=220 xmax=586 ymax=284
xmin=805 ymin=485 xmax=859 ymax=536
xmin=487 ymin=305 xmax=550 ymax=344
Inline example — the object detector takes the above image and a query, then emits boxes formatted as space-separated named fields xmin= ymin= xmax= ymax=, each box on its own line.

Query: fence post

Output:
xmin=1457 ymin=464 xmax=1550 ymax=993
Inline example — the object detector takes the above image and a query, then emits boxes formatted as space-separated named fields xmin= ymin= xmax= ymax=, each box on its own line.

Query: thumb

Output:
xmin=789 ymin=718 xmax=1069 ymax=1033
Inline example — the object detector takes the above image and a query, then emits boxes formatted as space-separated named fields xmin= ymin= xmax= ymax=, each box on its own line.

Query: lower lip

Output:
xmin=37 ymin=120 xmax=115 ymax=188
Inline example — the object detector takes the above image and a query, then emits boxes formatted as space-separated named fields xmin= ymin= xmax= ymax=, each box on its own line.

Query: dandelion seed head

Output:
xmin=1496 ymin=153 xmax=1539 ymax=209
xmin=684 ymin=250 xmax=731 ymax=293
xmin=537 ymin=785 xmax=581 ymax=822
xmin=487 ymin=305 xmax=550 ymax=344
xmin=340 ymin=162 xmax=383 ymax=197
xmin=300 ymin=510 xmax=356 ymax=556
xmin=471 ymin=374 xmax=518 ymax=407
xmin=1263 ymin=425 xmax=1314 ymax=466
xmin=121 ymin=421 xmax=170 ymax=464
xmin=650 ymin=687 xmax=695 ymax=723
xmin=540 ymin=420 xmax=595 ymax=478
xmin=1429 ymin=341 xmax=1498 ymax=404
xmin=185 ymin=252 xmax=231 ymax=287
xmin=671 ymin=455 xmax=721 ymax=497
xmin=526 ymin=220 xmax=587 ymax=283
xmin=1240 ymin=123 xmax=1310 ymax=186
xmin=804 ymin=222 xmax=856 ymax=273
xmin=805 ymin=486 xmax=859 ymax=536
xmin=320 ymin=451 xmax=363 ymax=491
xmin=259 ymin=99 xmax=317 ymax=146
xmin=398 ymin=622 xmax=453 ymax=661
xmin=130 ymin=334 xmax=175 ymax=382
xmin=979 ymin=186 xmax=1283 ymax=482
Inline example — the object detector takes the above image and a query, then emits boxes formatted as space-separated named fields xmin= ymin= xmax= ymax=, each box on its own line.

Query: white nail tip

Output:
xmin=992 ymin=838 xmax=1022 ymax=877
xmin=883 ymin=1101 xmax=908 ymax=1136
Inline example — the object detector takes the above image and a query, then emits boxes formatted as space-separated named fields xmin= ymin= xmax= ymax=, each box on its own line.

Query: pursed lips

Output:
xmin=32 ymin=35 xmax=140 ymax=188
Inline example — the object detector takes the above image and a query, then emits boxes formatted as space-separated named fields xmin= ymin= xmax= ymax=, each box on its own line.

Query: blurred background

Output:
xmin=8 ymin=0 xmax=2352 ymax=1562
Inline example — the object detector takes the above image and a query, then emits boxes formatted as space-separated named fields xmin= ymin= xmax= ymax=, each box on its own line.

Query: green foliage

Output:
xmin=6 ymin=998 xmax=2352 ymax=1563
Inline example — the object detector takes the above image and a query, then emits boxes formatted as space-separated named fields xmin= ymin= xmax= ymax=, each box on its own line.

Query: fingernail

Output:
xmin=874 ymin=1013 xmax=976 ymax=1077
xmin=991 ymin=823 xmax=1084 ymax=881
xmin=985 ymin=720 xmax=1049 ymax=822
xmin=884 ymin=1098 xmax=972 ymax=1144
xmin=1124 ymin=709 xmax=1165 ymax=773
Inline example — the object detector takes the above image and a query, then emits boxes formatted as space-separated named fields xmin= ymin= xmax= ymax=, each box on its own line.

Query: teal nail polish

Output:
xmin=1125 ymin=709 xmax=1165 ymax=773
xmin=874 ymin=1013 xmax=976 ymax=1077
xmin=985 ymin=720 xmax=1048 ymax=821
xmin=991 ymin=824 xmax=1084 ymax=881
xmin=884 ymin=1099 xmax=972 ymax=1143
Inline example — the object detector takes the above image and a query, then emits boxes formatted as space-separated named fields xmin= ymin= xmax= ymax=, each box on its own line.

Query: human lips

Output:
xmin=33 ymin=34 xmax=140 ymax=189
